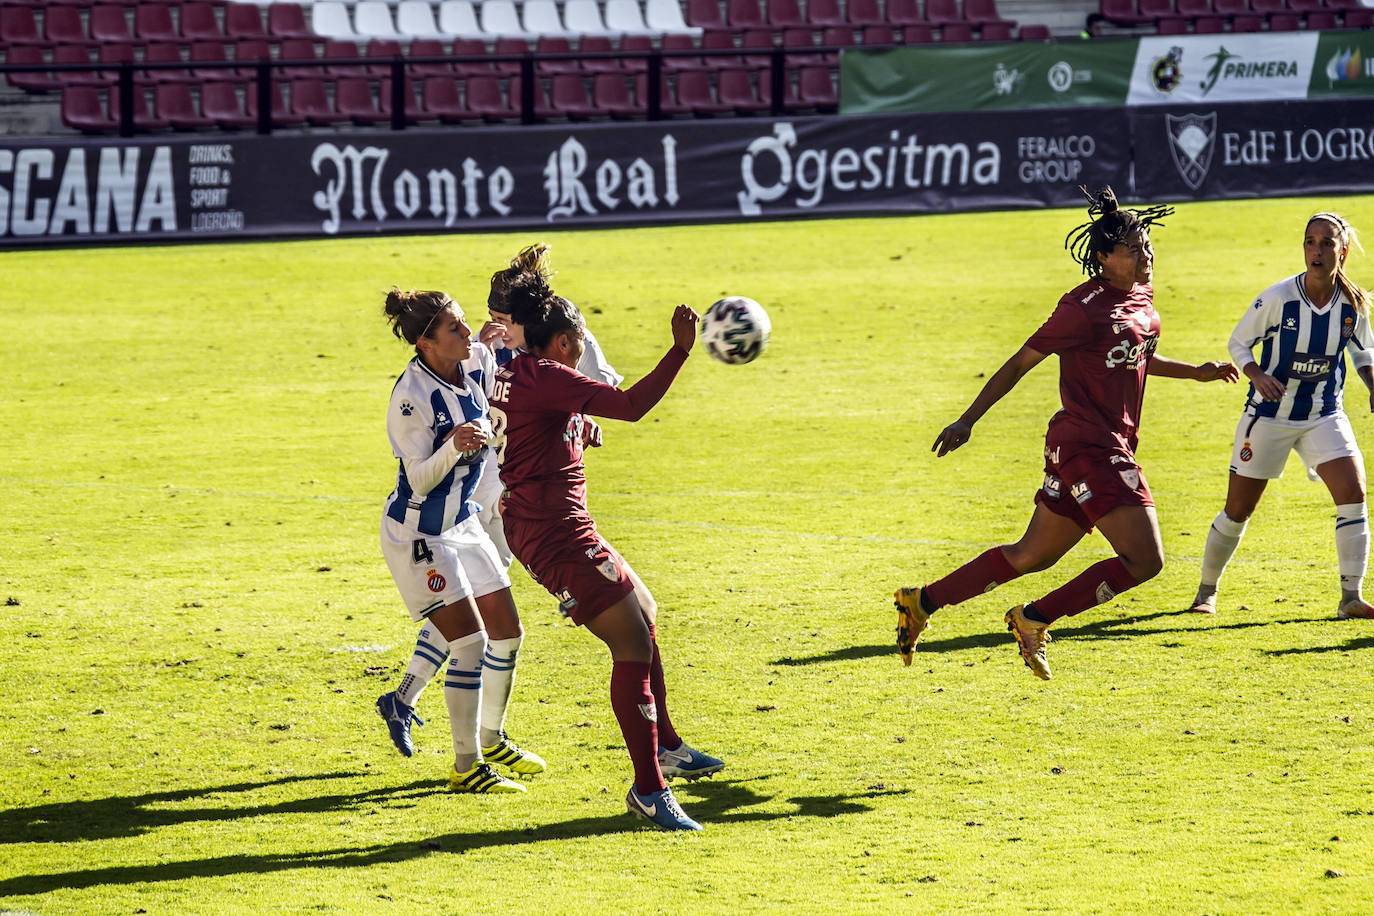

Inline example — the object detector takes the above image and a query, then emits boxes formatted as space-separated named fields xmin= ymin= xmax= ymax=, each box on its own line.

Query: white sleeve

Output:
xmin=1351 ymin=308 xmax=1374 ymax=370
xmin=464 ymin=340 xmax=499 ymax=396
xmin=1228 ymin=287 xmax=1281 ymax=369
xmin=577 ymin=328 xmax=623 ymax=386
xmin=387 ymin=386 xmax=463 ymax=498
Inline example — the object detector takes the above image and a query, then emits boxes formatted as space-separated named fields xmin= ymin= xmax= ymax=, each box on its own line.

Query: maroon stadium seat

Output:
xmin=224 ymin=4 xmax=268 ymax=41
xmin=1137 ymin=0 xmax=1176 ymax=22
xmin=1343 ymin=9 xmax=1373 ymax=28
xmin=334 ymin=76 xmax=386 ymax=123
xmin=1099 ymin=0 xmax=1144 ymax=24
xmin=924 ymin=0 xmax=963 ymax=27
xmin=2 ymin=7 xmax=50 ymax=48
xmin=942 ymin=22 xmax=974 ymax=41
xmin=62 ymin=85 xmax=118 ymax=132
xmin=189 ymin=40 xmax=236 ymax=81
xmin=1286 ymin=0 xmax=1323 ymax=10
xmin=1193 ymin=15 xmax=1226 ymax=31
xmin=108 ymin=84 xmax=170 ymax=129
xmin=1018 ymin=23 xmax=1051 ymax=39
xmin=536 ymin=35 xmax=579 ymax=75
xmin=766 ymin=0 xmax=805 ymax=28
xmin=1174 ymin=0 xmax=1212 ymax=18
xmin=464 ymin=75 xmax=515 ymax=120
xmin=781 ymin=26 xmax=821 ymax=64
xmin=6 ymin=46 xmax=61 ymax=92
xmin=860 ymin=25 xmax=894 ymax=46
xmin=702 ymin=29 xmax=739 ymax=68
xmin=1211 ymin=0 xmax=1249 ymax=19
xmin=620 ymin=34 xmax=654 ymax=74
xmin=634 ymin=71 xmax=687 ymax=116
xmin=289 ymin=77 xmax=348 ymax=124
xmin=378 ymin=79 xmax=421 ymax=125
xmin=684 ymin=0 xmax=728 ymax=31
xmin=267 ymin=3 xmax=314 ymax=40
xmin=180 ymin=3 xmax=225 ymax=42
xmin=89 ymin=5 xmax=139 ymax=44
xmin=156 ymin=83 xmax=213 ymax=129
xmin=847 ymin=0 xmax=885 ymax=26
xmin=900 ymin=23 xmax=936 ymax=42
xmin=448 ymin=38 xmax=490 ymax=77
xmin=365 ymin=38 xmax=403 ymax=77
xmin=677 ymin=70 xmax=731 ymax=115
xmin=420 ymin=75 xmax=472 ymax=122
xmin=593 ymin=72 xmax=638 ymax=118
xmin=491 ymin=37 xmax=528 ymax=77
xmin=1155 ymin=15 xmax=1189 ymax=32
xmin=794 ymin=65 xmax=835 ymax=111
xmin=323 ymin=39 xmax=367 ymax=77
xmin=246 ymin=79 xmax=305 ymax=126
xmin=277 ymin=37 xmax=322 ymax=76
xmin=1231 ymin=13 xmax=1262 ymax=30
xmin=980 ymin=21 xmax=1013 ymax=40
xmin=578 ymin=35 xmax=621 ymax=73
xmin=886 ymin=0 xmax=926 ymax=27
xmin=740 ymin=28 xmax=774 ymax=69
xmin=818 ymin=24 xmax=853 ymax=63
xmin=662 ymin=33 xmax=701 ymax=71
xmin=234 ymin=39 xmax=272 ymax=80
xmin=1249 ymin=0 xmax=1285 ymax=16
xmin=53 ymin=44 xmax=103 ymax=86
xmin=406 ymin=38 xmax=451 ymax=77
xmin=134 ymin=4 xmax=179 ymax=43
xmin=717 ymin=68 xmax=767 ymax=113
xmin=725 ymin=0 xmax=765 ymax=30
xmin=964 ymin=0 xmax=1015 ymax=27
xmin=143 ymin=42 xmax=193 ymax=83
xmin=200 ymin=81 xmax=257 ymax=128
xmin=807 ymin=0 xmax=847 ymax=27
xmin=1299 ymin=11 xmax=1334 ymax=29
xmin=96 ymin=42 xmax=137 ymax=82
xmin=544 ymin=72 xmax=599 ymax=119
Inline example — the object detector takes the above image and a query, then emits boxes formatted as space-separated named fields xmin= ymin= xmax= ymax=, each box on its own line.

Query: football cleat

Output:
xmin=1005 ymin=604 xmax=1053 ymax=681
xmin=625 ymin=785 xmax=703 ymax=831
xmin=448 ymin=761 xmax=527 ymax=794
xmin=1187 ymin=585 xmax=1217 ymax=614
xmin=1337 ymin=598 xmax=1374 ymax=619
xmin=658 ymin=743 xmax=725 ymax=781
xmin=376 ymin=691 xmax=424 ymax=757
xmin=894 ymin=586 xmax=932 ymax=665
xmin=482 ymin=732 xmax=547 ymax=776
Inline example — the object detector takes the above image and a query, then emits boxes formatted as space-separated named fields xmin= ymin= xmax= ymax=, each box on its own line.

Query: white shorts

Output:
xmin=380 ymin=514 xmax=511 ymax=622
xmin=1230 ymin=412 xmax=1362 ymax=480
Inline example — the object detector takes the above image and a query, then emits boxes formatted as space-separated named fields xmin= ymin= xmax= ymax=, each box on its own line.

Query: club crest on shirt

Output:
xmin=426 ymin=569 xmax=446 ymax=592
xmin=1344 ymin=317 xmax=1355 ymax=339
xmin=597 ymin=559 xmax=619 ymax=582
xmin=1118 ymin=468 xmax=1141 ymax=489
xmin=1240 ymin=441 xmax=1254 ymax=462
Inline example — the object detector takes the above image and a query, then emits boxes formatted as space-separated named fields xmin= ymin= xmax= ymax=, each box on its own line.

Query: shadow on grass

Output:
xmin=773 ymin=610 xmax=1334 ymax=666
xmin=0 ymin=771 xmax=431 ymax=844
xmin=1267 ymin=635 xmax=1374 ymax=655
xmin=0 ymin=777 xmax=902 ymax=896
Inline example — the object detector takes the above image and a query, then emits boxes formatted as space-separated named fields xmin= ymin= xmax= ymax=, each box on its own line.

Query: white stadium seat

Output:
xmin=562 ymin=0 xmax=618 ymax=37
xmin=353 ymin=1 xmax=402 ymax=40
xmin=479 ymin=0 xmax=535 ymax=38
xmin=645 ymin=0 xmax=704 ymax=36
xmin=604 ymin=0 xmax=659 ymax=36
xmin=437 ymin=1 xmax=485 ymax=39
xmin=397 ymin=1 xmax=449 ymax=40
xmin=521 ymin=0 xmax=574 ymax=37
xmin=311 ymin=2 xmax=358 ymax=40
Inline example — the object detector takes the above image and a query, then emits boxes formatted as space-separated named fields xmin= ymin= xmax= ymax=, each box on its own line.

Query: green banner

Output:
xmin=1309 ymin=31 xmax=1374 ymax=98
xmin=840 ymin=38 xmax=1139 ymax=115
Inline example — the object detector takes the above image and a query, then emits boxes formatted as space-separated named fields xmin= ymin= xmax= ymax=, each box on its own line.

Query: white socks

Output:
xmin=480 ymin=636 xmax=523 ymax=749
xmin=1200 ymin=512 xmax=1248 ymax=589
xmin=443 ymin=630 xmax=488 ymax=772
xmin=396 ymin=623 xmax=449 ymax=708
xmin=1335 ymin=502 xmax=1369 ymax=602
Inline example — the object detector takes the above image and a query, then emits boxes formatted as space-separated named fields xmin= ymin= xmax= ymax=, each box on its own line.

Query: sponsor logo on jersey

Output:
xmin=1105 ymin=335 xmax=1157 ymax=370
xmin=1042 ymin=474 xmax=1062 ymax=499
xmin=1045 ymin=445 xmax=1061 ymax=464
xmin=1287 ymin=352 xmax=1333 ymax=380
xmin=427 ymin=569 xmax=446 ymax=592
xmin=1252 ymin=297 xmax=1264 ymax=310
xmin=435 ymin=410 xmax=449 ymax=425
xmin=1118 ymin=468 xmax=1141 ymax=489
xmin=1109 ymin=454 xmax=1128 ymax=464
xmin=1284 ymin=316 xmax=1298 ymax=330
xmin=1070 ymin=481 xmax=1093 ymax=504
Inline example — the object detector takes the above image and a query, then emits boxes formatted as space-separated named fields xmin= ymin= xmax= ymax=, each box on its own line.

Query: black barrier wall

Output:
xmin=0 ymin=98 xmax=1370 ymax=246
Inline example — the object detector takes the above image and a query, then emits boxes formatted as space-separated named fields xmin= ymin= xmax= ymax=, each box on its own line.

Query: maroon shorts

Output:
xmin=1034 ymin=432 xmax=1153 ymax=532
xmin=501 ymin=510 xmax=634 ymax=626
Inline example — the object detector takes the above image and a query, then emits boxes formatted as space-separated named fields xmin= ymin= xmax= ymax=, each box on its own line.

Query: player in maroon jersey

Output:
xmin=488 ymin=271 xmax=724 ymax=831
xmin=894 ymin=186 xmax=1240 ymax=679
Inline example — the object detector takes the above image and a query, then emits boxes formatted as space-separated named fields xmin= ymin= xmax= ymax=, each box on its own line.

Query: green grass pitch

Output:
xmin=3 ymin=196 xmax=1374 ymax=913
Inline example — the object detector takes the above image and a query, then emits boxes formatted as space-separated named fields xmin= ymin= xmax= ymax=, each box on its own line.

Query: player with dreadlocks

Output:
xmin=892 ymin=186 xmax=1239 ymax=679
xmin=1186 ymin=211 xmax=1374 ymax=619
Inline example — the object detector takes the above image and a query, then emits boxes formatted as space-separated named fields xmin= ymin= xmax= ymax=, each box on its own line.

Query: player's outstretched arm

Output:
xmin=582 ymin=305 xmax=700 ymax=423
xmin=932 ymin=345 xmax=1047 ymax=457
xmin=1147 ymin=356 xmax=1240 ymax=383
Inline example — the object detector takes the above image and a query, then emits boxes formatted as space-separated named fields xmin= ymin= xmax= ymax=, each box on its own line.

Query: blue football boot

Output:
xmin=375 ymin=691 xmax=424 ymax=757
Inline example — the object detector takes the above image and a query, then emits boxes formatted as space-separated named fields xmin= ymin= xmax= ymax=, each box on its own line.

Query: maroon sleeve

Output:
xmin=580 ymin=346 xmax=689 ymax=421
xmin=1026 ymin=296 xmax=1092 ymax=355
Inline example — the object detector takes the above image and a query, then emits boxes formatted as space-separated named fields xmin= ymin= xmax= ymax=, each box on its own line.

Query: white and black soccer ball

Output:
xmin=700 ymin=296 xmax=771 ymax=365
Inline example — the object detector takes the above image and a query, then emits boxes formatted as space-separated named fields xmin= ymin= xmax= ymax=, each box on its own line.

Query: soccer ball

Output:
xmin=700 ymin=297 xmax=771 ymax=365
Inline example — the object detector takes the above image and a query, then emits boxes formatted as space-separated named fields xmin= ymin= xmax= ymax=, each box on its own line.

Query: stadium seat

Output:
xmin=233 ymin=39 xmax=272 ymax=79
xmin=1231 ymin=13 xmax=1262 ymax=29
xmin=578 ymin=35 xmax=621 ymax=72
xmin=726 ymin=0 xmax=766 ymax=30
xmin=96 ymin=42 xmax=137 ymax=82
xmin=522 ymin=0 xmax=572 ymax=36
xmin=819 ymin=25 xmax=853 ymax=63
xmin=134 ymin=5 xmax=179 ymax=44
xmin=396 ymin=1 xmax=445 ymax=40
xmin=54 ymin=44 xmax=104 ymax=86
xmin=1342 ymin=8 xmax=1373 ymax=28
xmin=543 ymin=73 xmax=599 ymax=119
xmin=859 ymin=24 xmax=894 ymax=45
xmin=1249 ymin=0 xmax=1285 ymax=17
xmin=620 ymin=33 xmax=654 ymax=73
xmin=644 ymin=0 xmax=704 ymax=35
xmin=807 ymin=0 xmax=847 ymax=28
xmin=941 ymin=22 xmax=974 ymax=41
xmin=717 ymin=68 xmax=767 ymax=113
xmin=702 ymin=29 xmax=739 ymax=68
xmin=268 ymin=3 xmax=313 ymax=41
xmin=781 ymin=27 xmax=822 ymax=64
xmin=200 ymin=81 xmax=258 ymax=128
xmin=465 ymin=74 xmax=518 ymax=120
xmin=377 ymin=78 xmax=422 ymax=124
xmin=604 ymin=0 xmax=658 ymax=36
xmin=141 ymin=41 xmax=190 ymax=83
xmin=685 ymin=0 xmax=729 ymax=31
xmin=1018 ymin=23 xmax=1051 ymax=39
xmin=45 ymin=6 xmax=97 ymax=47
xmin=289 ymin=77 xmax=348 ymax=123
xmin=593 ymin=72 xmax=638 ymax=117
xmin=6 ymin=46 xmax=61 ymax=92
xmin=62 ymin=85 xmax=119 ymax=132
xmin=480 ymin=0 xmax=534 ymax=38
xmin=90 ymin=5 xmax=140 ymax=44
xmin=225 ymin=4 xmax=269 ymax=41
xmin=437 ymin=1 xmax=483 ymax=39
xmin=847 ymin=0 xmax=886 ymax=27
xmin=323 ymin=39 xmax=367 ymax=77
xmin=1193 ymin=15 xmax=1226 ymax=31
xmin=1136 ymin=0 xmax=1176 ymax=22
xmin=561 ymin=0 xmax=615 ymax=37
xmin=1173 ymin=0 xmax=1213 ymax=19
xmin=365 ymin=38 xmax=404 ymax=77
xmin=1300 ymin=11 xmax=1335 ymax=29
xmin=311 ymin=1 xmax=357 ymax=40
xmin=1155 ymin=15 xmax=1189 ymax=32
xmin=2 ymin=7 xmax=50 ymax=49
xmin=450 ymin=38 xmax=492 ymax=76
xmin=740 ymin=28 xmax=775 ymax=69
xmin=964 ymin=0 xmax=1016 ymax=27
xmin=246 ymin=79 xmax=305 ymax=126
xmin=156 ymin=83 xmax=213 ymax=129
xmin=489 ymin=36 xmax=528 ymax=76
xmin=676 ymin=69 xmax=730 ymax=114
xmin=886 ymin=0 xmax=927 ymax=27
xmin=766 ymin=0 xmax=806 ymax=28
xmin=114 ymin=84 xmax=171 ymax=129
xmin=924 ymin=0 xmax=962 ymax=27
xmin=189 ymin=41 xmax=236 ymax=82
xmin=420 ymin=75 xmax=472 ymax=122
xmin=790 ymin=65 xmax=835 ymax=111
xmin=181 ymin=2 xmax=227 ymax=42
xmin=354 ymin=2 xmax=402 ymax=40
xmin=535 ymin=35 xmax=579 ymax=74
xmin=980 ymin=21 xmax=1013 ymax=40
xmin=636 ymin=70 xmax=689 ymax=116
xmin=1287 ymin=0 xmax=1323 ymax=11
xmin=406 ymin=38 xmax=451 ymax=76
xmin=1211 ymin=0 xmax=1250 ymax=20
xmin=900 ymin=24 xmax=936 ymax=43
xmin=660 ymin=32 xmax=700 ymax=71
xmin=277 ymin=37 xmax=322 ymax=76
xmin=1100 ymin=0 xmax=1151 ymax=25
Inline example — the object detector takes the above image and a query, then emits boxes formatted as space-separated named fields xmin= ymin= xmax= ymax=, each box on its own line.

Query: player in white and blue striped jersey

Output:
xmin=1189 ymin=213 xmax=1374 ymax=618
xmin=374 ymin=288 xmax=545 ymax=793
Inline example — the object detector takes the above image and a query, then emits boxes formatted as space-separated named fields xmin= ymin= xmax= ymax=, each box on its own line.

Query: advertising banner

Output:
xmin=1129 ymin=98 xmax=1374 ymax=201
xmin=0 ymin=108 xmax=1132 ymax=246
xmin=840 ymin=40 xmax=1138 ymax=114
xmin=1309 ymin=30 xmax=1374 ymax=99
xmin=1126 ymin=33 xmax=1319 ymax=107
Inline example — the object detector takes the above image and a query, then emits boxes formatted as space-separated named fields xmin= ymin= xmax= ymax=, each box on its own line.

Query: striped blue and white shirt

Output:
xmin=383 ymin=353 xmax=493 ymax=537
xmin=1229 ymin=273 xmax=1374 ymax=422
